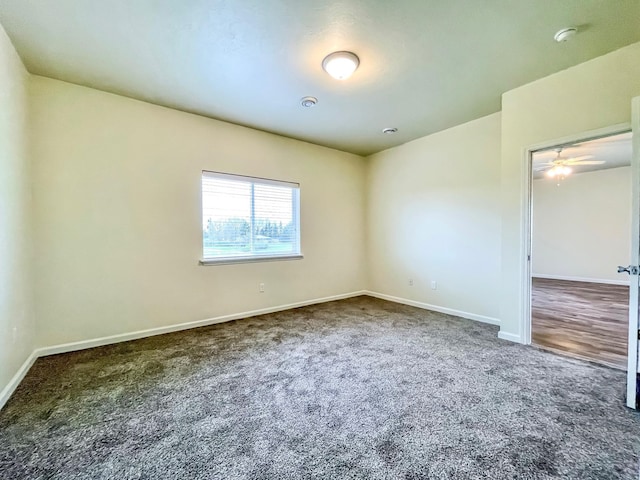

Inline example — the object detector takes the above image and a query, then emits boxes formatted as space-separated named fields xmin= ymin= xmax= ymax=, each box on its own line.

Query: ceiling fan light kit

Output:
xmin=536 ymin=147 xmax=605 ymax=183
xmin=546 ymin=165 xmax=572 ymax=178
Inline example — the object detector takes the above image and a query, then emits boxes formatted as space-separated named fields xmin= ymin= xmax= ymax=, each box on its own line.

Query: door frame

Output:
xmin=627 ymin=97 xmax=640 ymax=409
xmin=520 ymin=122 xmax=631 ymax=346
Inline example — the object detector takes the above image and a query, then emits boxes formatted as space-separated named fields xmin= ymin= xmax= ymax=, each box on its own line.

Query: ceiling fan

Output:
xmin=534 ymin=148 xmax=604 ymax=179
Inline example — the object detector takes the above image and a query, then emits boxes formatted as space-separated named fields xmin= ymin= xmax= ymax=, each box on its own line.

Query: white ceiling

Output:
xmin=1 ymin=1 xmax=639 ymax=156
xmin=532 ymin=131 xmax=633 ymax=179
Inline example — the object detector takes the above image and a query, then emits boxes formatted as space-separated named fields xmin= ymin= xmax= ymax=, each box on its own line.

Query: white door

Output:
xmin=625 ymin=96 xmax=640 ymax=409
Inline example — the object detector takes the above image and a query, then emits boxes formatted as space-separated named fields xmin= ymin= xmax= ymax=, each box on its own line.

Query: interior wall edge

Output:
xmin=0 ymin=350 xmax=38 ymax=412
xmin=497 ymin=331 xmax=523 ymax=344
xmin=365 ymin=291 xmax=500 ymax=326
xmin=0 ymin=19 xmax=37 ymax=414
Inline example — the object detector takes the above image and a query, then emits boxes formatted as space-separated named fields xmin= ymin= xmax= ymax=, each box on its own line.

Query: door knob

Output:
xmin=618 ymin=265 xmax=640 ymax=275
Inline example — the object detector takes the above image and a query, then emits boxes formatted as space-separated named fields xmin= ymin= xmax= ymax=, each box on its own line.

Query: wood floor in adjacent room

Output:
xmin=531 ymin=277 xmax=629 ymax=369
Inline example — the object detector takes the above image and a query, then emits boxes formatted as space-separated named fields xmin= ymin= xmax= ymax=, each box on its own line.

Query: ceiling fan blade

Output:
xmin=533 ymin=164 xmax=552 ymax=171
xmin=563 ymin=154 xmax=594 ymax=162
xmin=566 ymin=160 xmax=606 ymax=165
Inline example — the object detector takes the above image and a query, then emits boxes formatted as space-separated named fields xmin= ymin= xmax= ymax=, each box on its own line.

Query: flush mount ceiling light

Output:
xmin=554 ymin=27 xmax=577 ymax=42
xmin=382 ymin=127 xmax=398 ymax=134
xmin=300 ymin=96 xmax=318 ymax=107
xmin=322 ymin=51 xmax=360 ymax=80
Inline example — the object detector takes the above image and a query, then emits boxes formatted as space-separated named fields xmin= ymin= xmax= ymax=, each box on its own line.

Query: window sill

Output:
xmin=199 ymin=254 xmax=304 ymax=266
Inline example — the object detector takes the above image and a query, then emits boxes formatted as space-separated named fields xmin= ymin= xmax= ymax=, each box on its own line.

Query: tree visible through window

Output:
xmin=201 ymin=171 xmax=300 ymax=262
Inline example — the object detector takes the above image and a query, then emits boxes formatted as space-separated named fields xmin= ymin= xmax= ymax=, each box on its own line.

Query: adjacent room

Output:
xmin=530 ymin=132 xmax=633 ymax=369
xmin=1 ymin=1 xmax=640 ymax=479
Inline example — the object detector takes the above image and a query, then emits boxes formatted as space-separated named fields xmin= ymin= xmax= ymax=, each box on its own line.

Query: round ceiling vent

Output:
xmin=382 ymin=127 xmax=398 ymax=134
xmin=300 ymin=96 xmax=318 ymax=107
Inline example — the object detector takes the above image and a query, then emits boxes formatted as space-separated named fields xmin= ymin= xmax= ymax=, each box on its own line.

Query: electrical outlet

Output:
xmin=259 ymin=282 xmax=265 ymax=293
xmin=431 ymin=280 xmax=437 ymax=290
xmin=409 ymin=279 xmax=413 ymax=286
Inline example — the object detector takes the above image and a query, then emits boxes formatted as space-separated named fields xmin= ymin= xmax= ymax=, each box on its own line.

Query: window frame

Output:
xmin=199 ymin=170 xmax=303 ymax=265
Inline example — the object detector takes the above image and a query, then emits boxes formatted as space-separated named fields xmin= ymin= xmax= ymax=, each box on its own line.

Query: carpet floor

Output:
xmin=1 ymin=296 xmax=639 ymax=479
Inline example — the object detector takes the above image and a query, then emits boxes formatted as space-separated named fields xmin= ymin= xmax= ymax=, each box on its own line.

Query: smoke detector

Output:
xmin=554 ymin=27 xmax=577 ymax=43
xmin=382 ymin=127 xmax=398 ymax=134
xmin=300 ymin=96 xmax=318 ymax=108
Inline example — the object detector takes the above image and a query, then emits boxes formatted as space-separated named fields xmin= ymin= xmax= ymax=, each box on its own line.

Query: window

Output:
xmin=201 ymin=171 xmax=301 ymax=264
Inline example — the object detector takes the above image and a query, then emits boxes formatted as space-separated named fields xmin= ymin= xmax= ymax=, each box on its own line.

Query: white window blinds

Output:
xmin=201 ymin=171 xmax=301 ymax=262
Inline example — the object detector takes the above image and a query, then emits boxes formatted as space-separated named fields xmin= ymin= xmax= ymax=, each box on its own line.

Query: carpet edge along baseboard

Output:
xmin=0 ymin=289 xmax=504 ymax=410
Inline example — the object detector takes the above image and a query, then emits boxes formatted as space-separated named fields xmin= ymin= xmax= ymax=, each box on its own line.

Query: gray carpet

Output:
xmin=1 ymin=296 xmax=639 ymax=479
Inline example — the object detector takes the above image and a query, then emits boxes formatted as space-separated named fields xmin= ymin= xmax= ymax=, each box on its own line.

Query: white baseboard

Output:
xmin=1 ymin=289 xmax=504 ymax=411
xmin=0 ymin=350 xmax=38 ymax=411
xmin=36 ymin=290 xmax=368 ymax=357
xmin=364 ymin=291 xmax=500 ymax=326
xmin=532 ymin=274 xmax=629 ymax=286
xmin=498 ymin=331 xmax=522 ymax=343
xmin=0 ymin=290 xmax=367 ymax=411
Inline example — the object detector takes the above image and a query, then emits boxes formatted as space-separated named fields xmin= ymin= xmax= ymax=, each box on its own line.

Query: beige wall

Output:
xmin=367 ymin=113 xmax=502 ymax=322
xmin=0 ymin=25 xmax=35 ymax=398
xmin=500 ymin=41 xmax=640 ymax=341
xmin=532 ymin=167 xmax=631 ymax=284
xmin=30 ymin=76 xmax=367 ymax=347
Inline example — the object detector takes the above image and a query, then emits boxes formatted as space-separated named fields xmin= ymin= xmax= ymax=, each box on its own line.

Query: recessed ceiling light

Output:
xmin=300 ymin=96 xmax=318 ymax=107
xmin=554 ymin=27 xmax=577 ymax=42
xmin=322 ymin=51 xmax=359 ymax=80
xmin=382 ymin=127 xmax=398 ymax=134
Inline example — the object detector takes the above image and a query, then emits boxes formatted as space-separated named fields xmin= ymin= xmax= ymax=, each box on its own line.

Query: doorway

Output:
xmin=529 ymin=131 xmax=632 ymax=369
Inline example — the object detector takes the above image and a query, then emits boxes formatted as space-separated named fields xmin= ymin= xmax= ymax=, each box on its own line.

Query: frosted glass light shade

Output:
xmin=546 ymin=165 xmax=572 ymax=177
xmin=322 ymin=51 xmax=359 ymax=80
